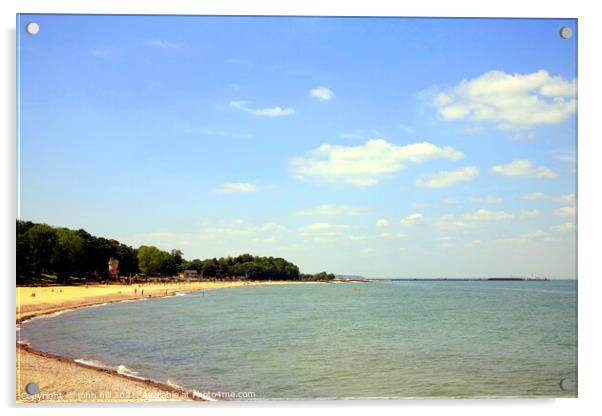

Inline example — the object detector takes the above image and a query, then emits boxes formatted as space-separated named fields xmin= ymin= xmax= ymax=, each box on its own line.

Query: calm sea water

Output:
xmin=19 ymin=281 xmax=577 ymax=399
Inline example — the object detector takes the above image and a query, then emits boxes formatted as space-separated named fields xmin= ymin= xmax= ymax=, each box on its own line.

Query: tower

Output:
xmin=108 ymin=257 xmax=119 ymax=279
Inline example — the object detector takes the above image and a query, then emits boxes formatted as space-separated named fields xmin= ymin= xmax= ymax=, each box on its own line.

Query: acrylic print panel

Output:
xmin=16 ymin=14 xmax=577 ymax=402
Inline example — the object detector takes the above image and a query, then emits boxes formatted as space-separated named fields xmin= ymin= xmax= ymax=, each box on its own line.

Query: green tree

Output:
xmin=54 ymin=228 xmax=84 ymax=283
xmin=21 ymin=224 xmax=58 ymax=276
xmin=138 ymin=245 xmax=176 ymax=277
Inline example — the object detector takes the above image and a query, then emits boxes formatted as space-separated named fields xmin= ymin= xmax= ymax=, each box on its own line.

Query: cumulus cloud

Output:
xmin=214 ymin=182 xmax=257 ymax=193
xmin=434 ymin=214 xmax=471 ymax=230
xmin=521 ymin=192 xmax=547 ymax=200
xmin=379 ymin=232 xmax=407 ymax=239
xmin=550 ymin=222 xmax=576 ymax=232
xmin=292 ymin=139 xmax=464 ymax=187
xmin=416 ymin=166 xmax=478 ymax=189
xmin=552 ymin=194 xmax=576 ymax=203
xmin=432 ymin=69 xmax=576 ymax=130
xmin=463 ymin=209 xmax=514 ymax=221
xmin=119 ymin=219 xmax=289 ymax=251
xmin=491 ymin=159 xmax=557 ymax=179
xmin=555 ymin=206 xmax=576 ymax=217
xmin=400 ymin=213 xmax=423 ymax=226
xmin=309 ymin=87 xmax=334 ymax=101
xmin=294 ymin=204 xmax=368 ymax=217
xmin=198 ymin=220 xmax=285 ymax=240
xmin=375 ymin=219 xmax=390 ymax=228
xmin=469 ymin=196 xmax=503 ymax=204
xmin=230 ymin=100 xmax=294 ymax=117
xmin=521 ymin=192 xmax=575 ymax=203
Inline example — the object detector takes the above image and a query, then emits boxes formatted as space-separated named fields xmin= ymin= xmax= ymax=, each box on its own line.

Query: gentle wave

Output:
xmin=74 ymin=357 xmax=112 ymax=370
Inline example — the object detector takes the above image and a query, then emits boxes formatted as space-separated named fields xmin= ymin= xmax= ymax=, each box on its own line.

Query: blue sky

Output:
xmin=18 ymin=15 xmax=577 ymax=278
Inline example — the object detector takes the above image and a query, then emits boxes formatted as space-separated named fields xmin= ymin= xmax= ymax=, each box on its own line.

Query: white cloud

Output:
xmin=469 ymin=196 xmax=504 ymax=204
xmin=291 ymin=139 xmax=464 ymax=187
xmin=309 ymin=87 xmax=334 ymax=101
xmin=463 ymin=209 xmax=514 ymax=221
xmin=552 ymin=194 xmax=576 ymax=203
xmin=298 ymin=223 xmax=349 ymax=240
xmin=494 ymin=230 xmax=553 ymax=244
xmin=434 ymin=214 xmax=471 ymax=230
xmin=254 ymin=223 xmax=288 ymax=233
xmin=230 ymin=100 xmax=295 ymax=117
xmin=432 ymin=70 xmax=576 ymax=130
xmin=521 ymin=192 xmax=547 ymax=200
xmin=400 ymin=213 xmax=423 ymax=226
xmin=555 ymin=206 xmax=576 ymax=217
xmin=519 ymin=209 xmax=541 ymax=219
xmin=416 ymin=166 xmax=478 ymax=188
xmin=551 ymin=222 xmax=576 ymax=232
xmin=190 ymin=220 xmax=282 ymax=242
xmin=119 ymin=219 xmax=289 ymax=252
xmin=294 ymin=204 xmax=368 ymax=217
xmin=521 ymin=192 xmax=575 ymax=203
xmin=150 ymin=40 xmax=183 ymax=49
xmin=214 ymin=182 xmax=257 ymax=193
xmin=491 ymin=159 xmax=557 ymax=179
xmin=379 ymin=232 xmax=407 ymax=239
xmin=375 ymin=219 xmax=390 ymax=228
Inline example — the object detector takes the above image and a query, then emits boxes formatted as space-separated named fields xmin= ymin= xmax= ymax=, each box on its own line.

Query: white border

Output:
xmin=2 ymin=1 xmax=601 ymax=415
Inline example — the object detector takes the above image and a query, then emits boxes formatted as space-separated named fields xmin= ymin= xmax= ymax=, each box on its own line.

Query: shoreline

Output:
xmin=17 ymin=343 xmax=204 ymax=402
xmin=16 ymin=280 xmax=326 ymax=403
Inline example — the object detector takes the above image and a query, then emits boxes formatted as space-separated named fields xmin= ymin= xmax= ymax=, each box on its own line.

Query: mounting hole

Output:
xmin=26 ymin=22 xmax=40 ymax=35
xmin=25 ymin=382 xmax=39 ymax=395
xmin=559 ymin=26 xmax=573 ymax=39
xmin=559 ymin=377 xmax=575 ymax=391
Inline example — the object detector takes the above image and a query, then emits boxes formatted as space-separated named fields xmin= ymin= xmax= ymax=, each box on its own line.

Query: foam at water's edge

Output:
xmin=74 ymin=357 xmax=112 ymax=370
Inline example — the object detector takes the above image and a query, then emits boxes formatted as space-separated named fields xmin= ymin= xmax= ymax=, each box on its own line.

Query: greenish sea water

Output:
xmin=19 ymin=280 xmax=577 ymax=399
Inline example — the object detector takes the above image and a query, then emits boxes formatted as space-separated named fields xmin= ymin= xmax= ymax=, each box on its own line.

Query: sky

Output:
xmin=18 ymin=15 xmax=577 ymax=278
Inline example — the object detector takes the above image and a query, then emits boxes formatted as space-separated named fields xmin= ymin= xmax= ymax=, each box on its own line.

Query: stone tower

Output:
xmin=108 ymin=257 xmax=119 ymax=279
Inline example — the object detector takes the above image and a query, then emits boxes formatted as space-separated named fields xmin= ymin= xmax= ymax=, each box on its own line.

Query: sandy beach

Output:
xmin=16 ymin=280 xmax=320 ymax=403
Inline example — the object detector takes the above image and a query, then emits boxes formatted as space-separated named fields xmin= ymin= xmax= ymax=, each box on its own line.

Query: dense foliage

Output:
xmin=17 ymin=220 xmax=334 ymax=283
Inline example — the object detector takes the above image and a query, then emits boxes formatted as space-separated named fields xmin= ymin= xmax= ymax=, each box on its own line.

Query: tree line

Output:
xmin=17 ymin=220 xmax=335 ymax=283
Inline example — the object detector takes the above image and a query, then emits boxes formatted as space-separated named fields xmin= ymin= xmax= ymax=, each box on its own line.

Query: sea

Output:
xmin=18 ymin=280 xmax=577 ymax=399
